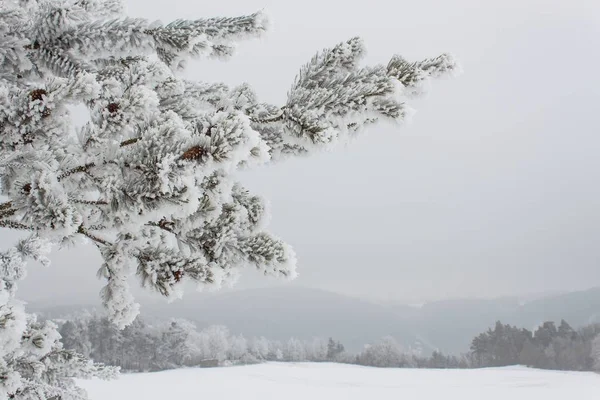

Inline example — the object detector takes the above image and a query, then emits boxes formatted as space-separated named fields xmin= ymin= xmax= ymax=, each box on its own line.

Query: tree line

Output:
xmin=59 ymin=313 xmax=351 ymax=371
xmin=469 ymin=320 xmax=600 ymax=371
xmin=58 ymin=313 xmax=600 ymax=372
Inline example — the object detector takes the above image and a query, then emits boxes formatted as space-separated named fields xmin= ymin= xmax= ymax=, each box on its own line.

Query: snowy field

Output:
xmin=79 ymin=362 xmax=600 ymax=400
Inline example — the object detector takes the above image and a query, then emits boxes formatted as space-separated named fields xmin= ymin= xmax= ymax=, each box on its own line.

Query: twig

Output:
xmin=0 ymin=208 xmax=16 ymax=220
xmin=0 ymin=220 xmax=34 ymax=230
xmin=248 ymin=108 xmax=286 ymax=124
xmin=120 ymin=138 xmax=140 ymax=147
xmin=147 ymin=218 xmax=176 ymax=233
xmin=72 ymin=199 xmax=108 ymax=206
xmin=77 ymin=225 xmax=112 ymax=246
xmin=57 ymin=163 xmax=96 ymax=181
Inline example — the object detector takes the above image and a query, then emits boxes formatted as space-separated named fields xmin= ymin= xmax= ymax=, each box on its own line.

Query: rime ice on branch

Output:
xmin=0 ymin=0 xmax=459 ymax=384
xmin=0 ymin=0 xmax=458 ymax=396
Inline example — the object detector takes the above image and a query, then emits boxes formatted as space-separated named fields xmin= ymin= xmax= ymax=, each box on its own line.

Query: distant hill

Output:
xmin=29 ymin=286 xmax=600 ymax=355
xmin=513 ymin=287 xmax=600 ymax=327
xmin=140 ymin=287 xmax=421 ymax=353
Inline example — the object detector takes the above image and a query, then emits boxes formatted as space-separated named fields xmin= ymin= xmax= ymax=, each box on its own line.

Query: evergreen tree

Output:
xmin=518 ymin=339 xmax=544 ymax=367
xmin=0 ymin=0 xmax=458 ymax=396
xmin=326 ymin=337 xmax=345 ymax=360
xmin=593 ymin=334 xmax=600 ymax=372
xmin=469 ymin=320 xmax=600 ymax=371
xmin=59 ymin=319 xmax=91 ymax=358
xmin=534 ymin=322 xmax=558 ymax=348
xmin=470 ymin=321 xmax=534 ymax=367
xmin=557 ymin=320 xmax=577 ymax=340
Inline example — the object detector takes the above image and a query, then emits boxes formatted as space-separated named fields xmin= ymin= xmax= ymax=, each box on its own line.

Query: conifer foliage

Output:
xmin=0 ymin=236 xmax=117 ymax=399
xmin=0 ymin=0 xmax=458 ymax=397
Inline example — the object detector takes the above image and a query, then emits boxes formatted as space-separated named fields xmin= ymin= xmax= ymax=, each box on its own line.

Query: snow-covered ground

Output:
xmin=80 ymin=362 xmax=600 ymax=400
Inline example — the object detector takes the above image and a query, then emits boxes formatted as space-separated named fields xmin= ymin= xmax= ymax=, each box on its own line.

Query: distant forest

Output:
xmin=58 ymin=313 xmax=600 ymax=372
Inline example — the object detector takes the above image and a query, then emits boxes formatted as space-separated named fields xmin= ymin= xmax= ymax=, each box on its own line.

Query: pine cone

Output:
xmin=29 ymin=89 xmax=47 ymax=102
xmin=107 ymin=102 xmax=120 ymax=114
xmin=173 ymin=270 xmax=183 ymax=282
xmin=180 ymin=146 xmax=205 ymax=161
xmin=29 ymin=89 xmax=51 ymax=117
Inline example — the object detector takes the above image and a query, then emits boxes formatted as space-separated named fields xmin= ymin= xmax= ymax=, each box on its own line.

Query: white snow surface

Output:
xmin=79 ymin=362 xmax=600 ymax=399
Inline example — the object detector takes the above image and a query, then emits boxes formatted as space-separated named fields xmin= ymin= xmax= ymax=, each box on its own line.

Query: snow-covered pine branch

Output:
xmin=0 ymin=0 xmax=459 ymax=397
xmin=0 ymin=235 xmax=118 ymax=399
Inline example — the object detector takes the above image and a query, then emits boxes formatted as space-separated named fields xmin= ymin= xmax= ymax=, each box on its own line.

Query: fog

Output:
xmin=12 ymin=0 xmax=600 ymax=305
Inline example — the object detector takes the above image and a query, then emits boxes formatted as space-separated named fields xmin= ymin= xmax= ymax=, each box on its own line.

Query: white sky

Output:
xmin=13 ymin=0 xmax=600 ymax=304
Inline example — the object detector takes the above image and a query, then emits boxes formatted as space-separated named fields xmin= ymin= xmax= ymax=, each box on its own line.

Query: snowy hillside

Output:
xmin=79 ymin=363 xmax=600 ymax=400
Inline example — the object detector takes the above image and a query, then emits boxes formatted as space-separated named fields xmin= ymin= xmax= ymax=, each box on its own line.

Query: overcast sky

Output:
xmin=13 ymin=0 xmax=600 ymax=305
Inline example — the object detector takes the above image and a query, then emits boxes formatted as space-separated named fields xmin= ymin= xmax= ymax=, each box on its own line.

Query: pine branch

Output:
xmin=0 ymin=1 xmax=457 ymax=341
xmin=31 ymin=46 xmax=90 ymax=77
xmin=57 ymin=163 xmax=96 ymax=181
xmin=87 ymin=224 xmax=108 ymax=231
xmin=0 ymin=220 xmax=34 ymax=230
xmin=147 ymin=218 xmax=176 ymax=233
xmin=0 ymin=207 xmax=17 ymax=220
xmin=72 ymin=199 xmax=108 ymax=206
xmin=0 ymin=201 xmax=17 ymax=219
xmin=120 ymin=138 xmax=140 ymax=147
xmin=248 ymin=110 xmax=285 ymax=124
xmin=77 ymin=225 xmax=112 ymax=247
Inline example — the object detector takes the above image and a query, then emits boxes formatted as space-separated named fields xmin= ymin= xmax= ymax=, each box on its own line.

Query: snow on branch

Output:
xmin=0 ymin=2 xmax=459 ymax=396
xmin=0 ymin=0 xmax=458 ymax=336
